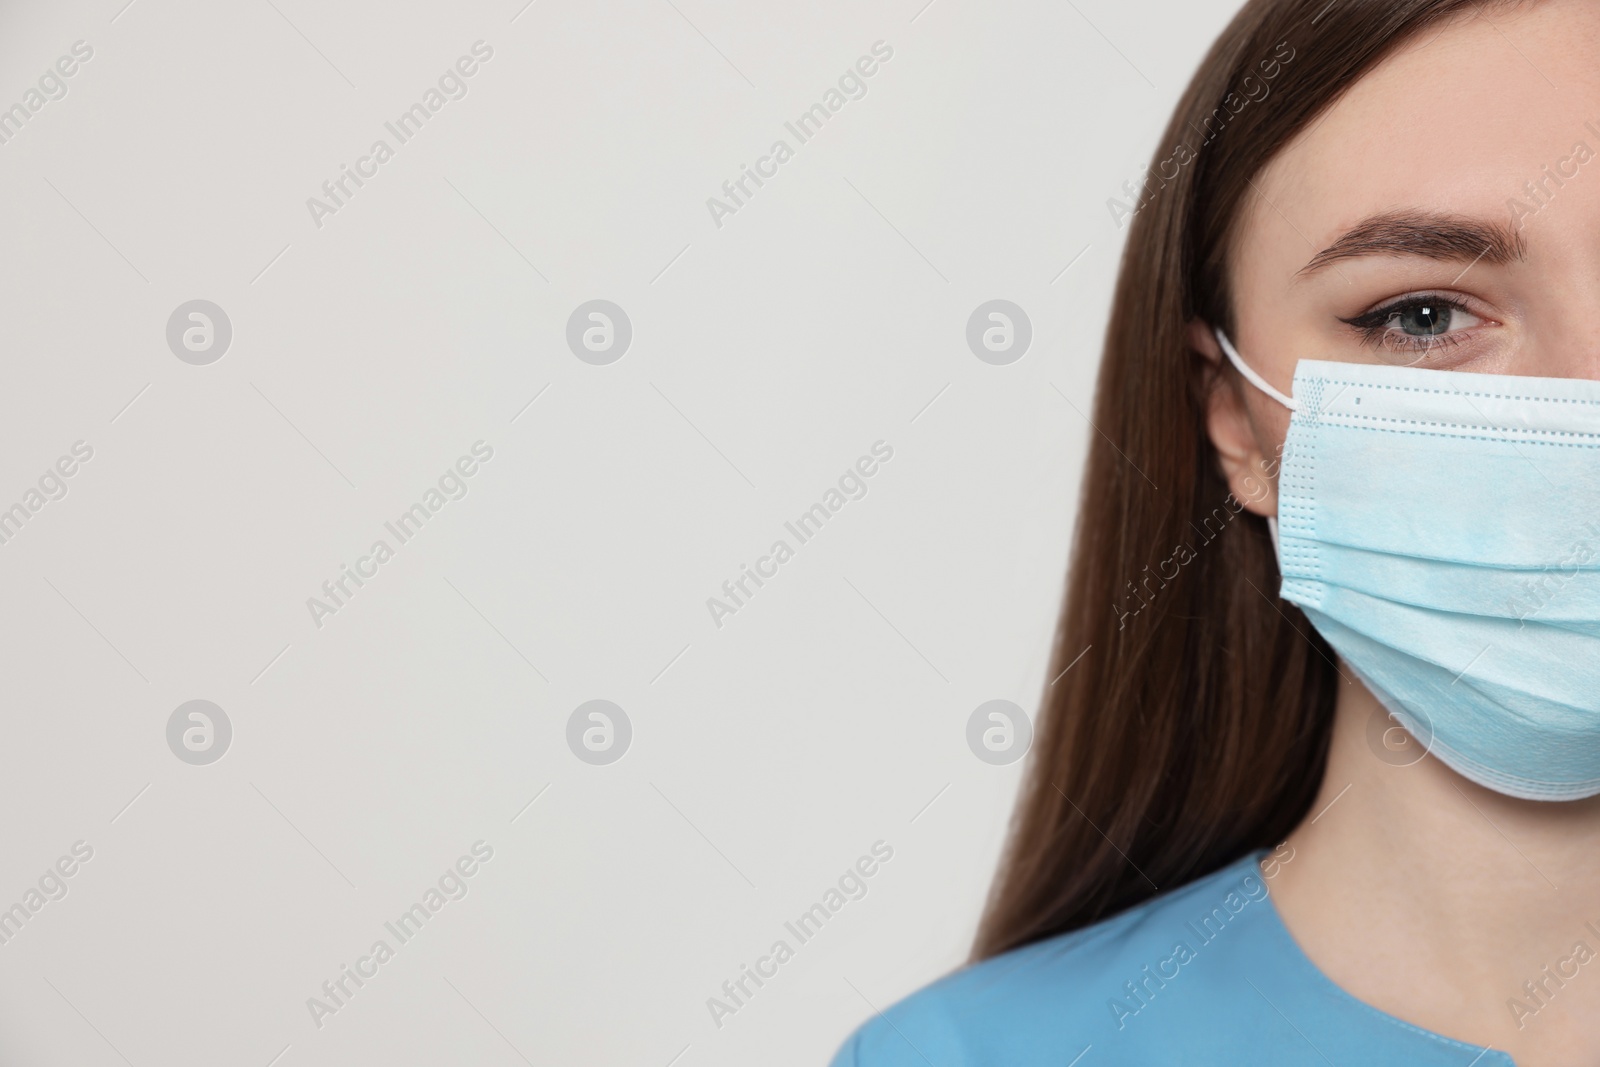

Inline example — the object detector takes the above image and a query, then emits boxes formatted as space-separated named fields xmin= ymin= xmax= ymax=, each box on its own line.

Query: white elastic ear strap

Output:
xmin=1213 ymin=328 xmax=1298 ymax=412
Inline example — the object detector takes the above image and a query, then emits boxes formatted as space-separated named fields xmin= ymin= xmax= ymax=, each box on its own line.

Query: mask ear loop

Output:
xmin=1212 ymin=328 xmax=1299 ymax=412
xmin=1210 ymin=327 xmax=1295 ymax=570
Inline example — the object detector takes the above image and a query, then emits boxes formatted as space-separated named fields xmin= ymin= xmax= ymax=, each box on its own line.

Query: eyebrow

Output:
xmin=1297 ymin=210 xmax=1527 ymax=277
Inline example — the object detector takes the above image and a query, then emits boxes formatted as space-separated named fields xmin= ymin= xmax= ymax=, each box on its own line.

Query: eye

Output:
xmin=1389 ymin=300 xmax=1466 ymax=337
xmin=1339 ymin=293 xmax=1487 ymax=356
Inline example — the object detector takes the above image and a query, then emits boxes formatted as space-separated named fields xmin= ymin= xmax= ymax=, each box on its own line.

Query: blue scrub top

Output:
xmin=829 ymin=849 xmax=1513 ymax=1066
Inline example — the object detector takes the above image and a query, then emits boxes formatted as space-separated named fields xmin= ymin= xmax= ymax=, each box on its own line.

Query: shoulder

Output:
xmin=827 ymin=852 xmax=1274 ymax=1067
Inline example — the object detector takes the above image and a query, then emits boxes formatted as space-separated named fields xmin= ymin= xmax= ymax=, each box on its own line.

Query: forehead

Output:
xmin=1240 ymin=0 xmax=1600 ymax=269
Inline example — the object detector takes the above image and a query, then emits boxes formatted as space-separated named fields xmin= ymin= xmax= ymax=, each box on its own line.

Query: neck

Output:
xmin=1271 ymin=671 xmax=1600 ymax=1065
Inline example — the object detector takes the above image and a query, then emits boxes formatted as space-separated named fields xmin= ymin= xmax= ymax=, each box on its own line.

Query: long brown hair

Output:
xmin=974 ymin=0 xmax=1522 ymax=960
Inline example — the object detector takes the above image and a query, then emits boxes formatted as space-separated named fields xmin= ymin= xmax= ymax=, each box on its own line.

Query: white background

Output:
xmin=0 ymin=1 xmax=1238 ymax=1063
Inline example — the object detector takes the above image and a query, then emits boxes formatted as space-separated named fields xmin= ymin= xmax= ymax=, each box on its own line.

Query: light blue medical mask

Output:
xmin=1216 ymin=328 xmax=1600 ymax=801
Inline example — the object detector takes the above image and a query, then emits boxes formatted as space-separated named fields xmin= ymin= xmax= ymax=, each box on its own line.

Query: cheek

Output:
xmin=1252 ymin=400 xmax=1292 ymax=464
xmin=1241 ymin=400 xmax=1290 ymax=515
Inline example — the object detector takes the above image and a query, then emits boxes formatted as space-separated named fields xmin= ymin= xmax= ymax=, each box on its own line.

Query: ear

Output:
xmin=1187 ymin=319 xmax=1278 ymax=517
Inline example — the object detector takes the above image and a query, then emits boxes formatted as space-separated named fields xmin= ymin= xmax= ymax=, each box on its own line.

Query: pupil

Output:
xmin=1400 ymin=304 xmax=1449 ymax=336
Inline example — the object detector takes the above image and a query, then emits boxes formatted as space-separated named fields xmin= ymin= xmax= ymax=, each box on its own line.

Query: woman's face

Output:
xmin=1202 ymin=0 xmax=1600 ymax=514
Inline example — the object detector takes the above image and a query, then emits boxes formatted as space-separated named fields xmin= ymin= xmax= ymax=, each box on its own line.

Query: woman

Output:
xmin=831 ymin=0 xmax=1600 ymax=1063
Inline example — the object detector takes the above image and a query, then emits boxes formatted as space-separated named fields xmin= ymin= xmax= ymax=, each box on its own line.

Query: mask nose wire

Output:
xmin=1213 ymin=327 xmax=1299 ymax=412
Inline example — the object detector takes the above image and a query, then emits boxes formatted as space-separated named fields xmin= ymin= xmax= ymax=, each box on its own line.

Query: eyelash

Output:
xmin=1339 ymin=293 xmax=1477 ymax=352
